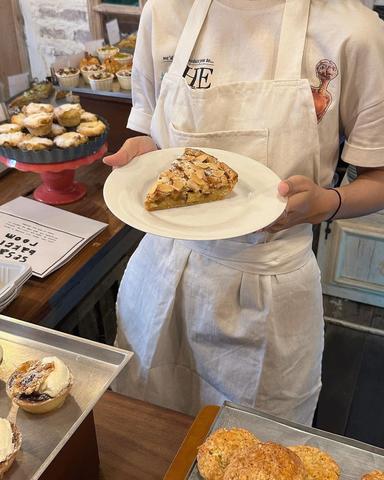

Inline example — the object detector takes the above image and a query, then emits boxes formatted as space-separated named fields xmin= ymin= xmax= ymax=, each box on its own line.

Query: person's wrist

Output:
xmin=322 ymin=187 xmax=342 ymax=222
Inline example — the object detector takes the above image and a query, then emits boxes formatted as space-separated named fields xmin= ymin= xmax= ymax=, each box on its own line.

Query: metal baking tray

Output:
xmin=187 ymin=401 xmax=384 ymax=479
xmin=0 ymin=314 xmax=133 ymax=479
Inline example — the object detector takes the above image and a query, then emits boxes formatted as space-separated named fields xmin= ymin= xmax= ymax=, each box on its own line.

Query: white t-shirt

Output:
xmin=128 ymin=0 xmax=384 ymax=184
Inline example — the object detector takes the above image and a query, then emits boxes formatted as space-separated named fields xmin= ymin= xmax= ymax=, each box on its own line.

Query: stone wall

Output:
xmin=19 ymin=0 xmax=92 ymax=80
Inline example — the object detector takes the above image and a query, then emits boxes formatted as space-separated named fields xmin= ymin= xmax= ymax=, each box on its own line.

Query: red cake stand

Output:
xmin=0 ymin=143 xmax=107 ymax=205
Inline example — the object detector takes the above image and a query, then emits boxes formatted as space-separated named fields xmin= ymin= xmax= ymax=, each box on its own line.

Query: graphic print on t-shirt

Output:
xmin=311 ymin=59 xmax=339 ymax=123
xmin=162 ymin=56 xmax=214 ymax=89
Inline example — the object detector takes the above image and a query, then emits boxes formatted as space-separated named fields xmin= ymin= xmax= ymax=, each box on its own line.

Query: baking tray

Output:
xmin=0 ymin=314 xmax=133 ymax=479
xmin=187 ymin=401 xmax=384 ymax=479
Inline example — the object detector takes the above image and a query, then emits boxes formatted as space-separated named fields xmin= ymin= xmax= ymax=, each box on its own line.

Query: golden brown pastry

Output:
xmin=76 ymin=120 xmax=106 ymax=137
xmin=288 ymin=445 xmax=340 ymax=480
xmin=18 ymin=136 xmax=54 ymax=151
xmin=53 ymin=131 xmax=88 ymax=149
xmin=197 ymin=428 xmax=260 ymax=480
xmin=102 ymin=56 xmax=122 ymax=74
xmin=48 ymin=123 xmax=66 ymax=138
xmin=362 ymin=472 xmax=384 ymax=480
xmin=0 ymin=419 xmax=22 ymax=477
xmin=23 ymin=112 xmax=54 ymax=136
xmin=10 ymin=113 xmax=26 ymax=128
xmin=223 ymin=442 xmax=307 ymax=480
xmin=6 ymin=356 xmax=73 ymax=414
xmin=80 ymin=52 xmax=100 ymax=69
xmin=80 ymin=111 xmax=98 ymax=123
xmin=145 ymin=148 xmax=238 ymax=211
xmin=0 ymin=123 xmax=22 ymax=134
xmin=22 ymin=102 xmax=54 ymax=115
xmin=54 ymin=103 xmax=82 ymax=127
xmin=0 ymin=132 xmax=26 ymax=147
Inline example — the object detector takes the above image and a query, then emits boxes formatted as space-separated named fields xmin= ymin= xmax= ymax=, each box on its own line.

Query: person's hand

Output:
xmin=103 ymin=136 xmax=158 ymax=168
xmin=264 ymin=175 xmax=341 ymax=233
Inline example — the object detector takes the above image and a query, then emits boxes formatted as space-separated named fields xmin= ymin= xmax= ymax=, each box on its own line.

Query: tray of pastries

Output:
xmin=0 ymin=314 xmax=132 ymax=479
xmin=187 ymin=402 xmax=384 ymax=480
xmin=0 ymin=102 xmax=109 ymax=164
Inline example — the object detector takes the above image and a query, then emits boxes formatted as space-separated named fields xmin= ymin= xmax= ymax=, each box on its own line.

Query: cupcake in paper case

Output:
xmin=54 ymin=103 xmax=82 ymax=128
xmin=88 ymin=71 xmax=114 ymax=92
xmin=113 ymin=52 xmax=133 ymax=68
xmin=116 ymin=69 xmax=132 ymax=90
xmin=0 ymin=418 xmax=22 ymax=477
xmin=81 ymin=63 xmax=106 ymax=84
xmin=55 ymin=67 xmax=80 ymax=89
xmin=97 ymin=45 xmax=119 ymax=62
xmin=23 ymin=112 xmax=54 ymax=136
xmin=6 ymin=356 xmax=73 ymax=414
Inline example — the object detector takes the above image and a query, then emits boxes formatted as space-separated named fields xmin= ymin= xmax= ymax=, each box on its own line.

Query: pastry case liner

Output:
xmin=0 ymin=115 xmax=109 ymax=165
xmin=187 ymin=402 xmax=384 ymax=480
xmin=0 ymin=314 xmax=132 ymax=479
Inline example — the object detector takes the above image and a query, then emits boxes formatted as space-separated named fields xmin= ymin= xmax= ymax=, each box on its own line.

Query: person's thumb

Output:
xmin=103 ymin=148 xmax=130 ymax=167
xmin=278 ymin=175 xmax=312 ymax=197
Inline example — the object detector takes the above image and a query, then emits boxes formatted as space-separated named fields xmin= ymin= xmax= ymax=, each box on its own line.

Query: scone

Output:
xmin=22 ymin=102 xmax=54 ymax=116
xmin=223 ymin=442 xmax=307 ymax=480
xmin=48 ymin=123 xmax=66 ymax=138
xmin=76 ymin=120 xmax=106 ymax=137
xmin=0 ymin=419 xmax=22 ymax=477
xmin=23 ymin=112 xmax=54 ymax=136
xmin=362 ymin=472 xmax=384 ymax=480
xmin=54 ymin=103 xmax=82 ymax=127
xmin=80 ymin=111 xmax=98 ymax=123
xmin=0 ymin=132 xmax=26 ymax=147
xmin=18 ymin=136 xmax=54 ymax=151
xmin=144 ymin=148 xmax=238 ymax=211
xmin=53 ymin=132 xmax=88 ymax=149
xmin=6 ymin=356 xmax=73 ymax=414
xmin=0 ymin=123 xmax=22 ymax=134
xmin=197 ymin=428 xmax=260 ymax=480
xmin=11 ymin=113 xmax=26 ymax=128
xmin=288 ymin=445 xmax=340 ymax=480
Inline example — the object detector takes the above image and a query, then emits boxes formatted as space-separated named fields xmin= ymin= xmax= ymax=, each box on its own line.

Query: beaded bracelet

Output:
xmin=326 ymin=188 xmax=342 ymax=222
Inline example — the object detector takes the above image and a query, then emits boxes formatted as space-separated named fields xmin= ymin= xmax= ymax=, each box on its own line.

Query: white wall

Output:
xmin=19 ymin=0 xmax=92 ymax=80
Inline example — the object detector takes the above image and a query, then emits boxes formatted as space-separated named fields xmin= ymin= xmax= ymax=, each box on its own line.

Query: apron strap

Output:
xmin=169 ymin=0 xmax=213 ymax=78
xmin=274 ymin=0 xmax=311 ymax=80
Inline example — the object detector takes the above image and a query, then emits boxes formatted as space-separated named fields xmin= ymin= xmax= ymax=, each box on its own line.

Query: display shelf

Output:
xmin=93 ymin=3 xmax=141 ymax=15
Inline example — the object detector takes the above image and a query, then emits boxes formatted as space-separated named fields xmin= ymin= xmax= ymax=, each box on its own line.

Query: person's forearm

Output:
xmin=334 ymin=167 xmax=384 ymax=220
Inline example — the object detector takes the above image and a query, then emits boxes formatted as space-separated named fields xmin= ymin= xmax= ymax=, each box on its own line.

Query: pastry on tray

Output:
xmin=0 ymin=123 xmax=22 ymax=134
xmin=0 ymin=132 xmax=26 ymax=147
xmin=54 ymin=103 xmax=82 ymax=128
xmin=362 ymin=472 xmax=384 ymax=480
xmin=6 ymin=356 xmax=73 ymax=414
xmin=53 ymin=131 xmax=88 ymax=149
xmin=288 ymin=445 xmax=340 ymax=480
xmin=48 ymin=123 xmax=67 ymax=137
xmin=80 ymin=111 xmax=98 ymax=123
xmin=23 ymin=112 xmax=54 ymax=136
xmin=144 ymin=148 xmax=238 ymax=211
xmin=22 ymin=102 xmax=54 ymax=116
xmin=18 ymin=135 xmax=54 ymax=151
xmin=10 ymin=113 xmax=26 ymax=128
xmin=197 ymin=428 xmax=260 ymax=480
xmin=223 ymin=442 xmax=307 ymax=480
xmin=0 ymin=418 xmax=22 ymax=477
xmin=76 ymin=120 xmax=106 ymax=137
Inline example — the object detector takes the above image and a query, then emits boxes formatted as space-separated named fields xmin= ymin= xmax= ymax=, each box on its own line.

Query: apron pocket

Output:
xmin=169 ymin=122 xmax=269 ymax=165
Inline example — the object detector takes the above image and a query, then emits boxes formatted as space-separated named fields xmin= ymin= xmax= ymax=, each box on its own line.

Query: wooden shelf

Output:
xmin=93 ymin=3 xmax=141 ymax=15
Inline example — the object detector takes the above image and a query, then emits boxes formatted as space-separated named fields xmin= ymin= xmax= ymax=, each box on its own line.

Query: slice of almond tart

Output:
xmin=144 ymin=148 xmax=238 ymax=211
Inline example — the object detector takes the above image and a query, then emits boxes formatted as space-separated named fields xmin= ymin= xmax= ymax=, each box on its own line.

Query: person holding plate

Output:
xmin=103 ymin=0 xmax=384 ymax=424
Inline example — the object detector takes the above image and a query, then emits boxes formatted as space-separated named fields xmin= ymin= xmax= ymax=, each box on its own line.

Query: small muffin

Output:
xmin=18 ymin=136 xmax=54 ymax=151
xmin=23 ymin=112 xmax=54 ymax=136
xmin=55 ymin=67 xmax=80 ymax=89
xmin=197 ymin=428 xmax=260 ymax=480
xmin=54 ymin=131 xmax=88 ymax=149
xmin=80 ymin=111 xmax=98 ymax=123
xmin=0 ymin=123 xmax=22 ymax=134
xmin=362 ymin=472 xmax=384 ymax=480
xmin=54 ymin=103 xmax=82 ymax=127
xmin=76 ymin=120 xmax=106 ymax=138
xmin=48 ymin=123 xmax=67 ymax=138
xmin=11 ymin=113 xmax=26 ymax=128
xmin=22 ymin=102 xmax=54 ymax=116
xmin=6 ymin=356 xmax=73 ymax=414
xmin=0 ymin=419 xmax=22 ymax=477
xmin=0 ymin=132 xmax=26 ymax=147
xmin=288 ymin=445 xmax=340 ymax=480
xmin=80 ymin=64 xmax=106 ymax=84
xmin=223 ymin=442 xmax=307 ymax=480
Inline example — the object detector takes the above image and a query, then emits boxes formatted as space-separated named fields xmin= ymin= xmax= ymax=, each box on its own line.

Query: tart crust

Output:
xmin=0 ymin=422 xmax=22 ymax=477
xmin=144 ymin=148 xmax=238 ymax=211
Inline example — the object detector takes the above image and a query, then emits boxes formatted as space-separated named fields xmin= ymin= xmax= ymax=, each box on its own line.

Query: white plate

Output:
xmin=103 ymin=147 xmax=287 ymax=241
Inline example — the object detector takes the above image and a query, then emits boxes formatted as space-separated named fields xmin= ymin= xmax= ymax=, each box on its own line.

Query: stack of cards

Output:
xmin=0 ymin=260 xmax=32 ymax=312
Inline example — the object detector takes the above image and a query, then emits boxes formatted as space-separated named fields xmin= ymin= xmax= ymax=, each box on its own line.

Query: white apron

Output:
xmin=115 ymin=0 xmax=325 ymax=425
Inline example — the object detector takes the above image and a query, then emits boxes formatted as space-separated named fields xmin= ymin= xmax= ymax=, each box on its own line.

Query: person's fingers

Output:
xmin=103 ymin=149 xmax=130 ymax=166
xmin=103 ymin=136 xmax=157 ymax=167
xmin=278 ymin=175 xmax=313 ymax=197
